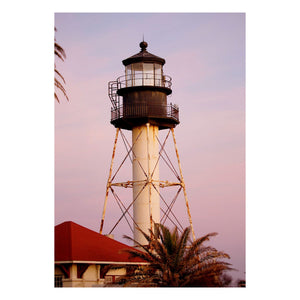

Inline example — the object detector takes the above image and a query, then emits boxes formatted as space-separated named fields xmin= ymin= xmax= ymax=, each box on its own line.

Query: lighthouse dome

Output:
xmin=122 ymin=41 xmax=166 ymax=66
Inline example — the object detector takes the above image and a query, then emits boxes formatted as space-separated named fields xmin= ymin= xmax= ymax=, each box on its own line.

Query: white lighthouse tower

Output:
xmin=100 ymin=41 xmax=195 ymax=245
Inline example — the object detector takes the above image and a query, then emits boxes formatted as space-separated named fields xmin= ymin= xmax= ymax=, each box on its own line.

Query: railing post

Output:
xmin=110 ymin=104 xmax=178 ymax=122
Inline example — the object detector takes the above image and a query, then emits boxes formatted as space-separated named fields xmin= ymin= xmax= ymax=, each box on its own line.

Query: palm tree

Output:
xmin=54 ymin=28 xmax=69 ymax=103
xmin=121 ymin=223 xmax=233 ymax=287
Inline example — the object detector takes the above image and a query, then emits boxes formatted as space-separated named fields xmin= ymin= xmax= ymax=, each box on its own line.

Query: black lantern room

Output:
xmin=109 ymin=41 xmax=179 ymax=130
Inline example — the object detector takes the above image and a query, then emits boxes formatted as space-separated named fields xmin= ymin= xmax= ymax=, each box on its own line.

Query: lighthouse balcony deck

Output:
xmin=111 ymin=103 xmax=179 ymax=130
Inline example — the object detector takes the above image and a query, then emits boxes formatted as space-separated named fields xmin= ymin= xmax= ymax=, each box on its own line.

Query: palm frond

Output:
xmin=122 ymin=224 xmax=232 ymax=287
xmin=55 ymin=68 xmax=66 ymax=84
xmin=55 ymin=77 xmax=69 ymax=101
xmin=54 ymin=27 xmax=68 ymax=103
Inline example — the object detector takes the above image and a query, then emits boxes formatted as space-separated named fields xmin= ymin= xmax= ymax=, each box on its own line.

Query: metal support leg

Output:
xmin=171 ymin=128 xmax=196 ymax=241
xmin=146 ymin=123 xmax=154 ymax=236
xmin=99 ymin=128 xmax=119 ymax=234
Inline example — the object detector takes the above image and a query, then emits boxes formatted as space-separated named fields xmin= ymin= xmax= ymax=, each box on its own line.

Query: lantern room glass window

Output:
xmin=133 ymin=62 xmax=143 ymax=86
xmin=125 ymin=63 xmax=163 ymax=87
xmin=125 ymin=65 xmax=132 ymax=87
xmin=143 ymin=63 xmax=154 ymax=85
xmin=154 ymin=63 xmax=162 ymax=86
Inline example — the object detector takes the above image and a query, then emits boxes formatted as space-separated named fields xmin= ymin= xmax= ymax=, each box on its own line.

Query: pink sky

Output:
xmin=55 ymin=13 xmax=245 ymax=282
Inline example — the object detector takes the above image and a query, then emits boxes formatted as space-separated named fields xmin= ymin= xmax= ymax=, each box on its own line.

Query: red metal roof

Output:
xmin=55 ymin=221 xmax=145 ymax=264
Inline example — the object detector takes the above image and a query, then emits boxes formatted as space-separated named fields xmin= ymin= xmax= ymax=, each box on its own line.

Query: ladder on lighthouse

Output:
xmin=108 ymin=81 xmax=120 ymax=109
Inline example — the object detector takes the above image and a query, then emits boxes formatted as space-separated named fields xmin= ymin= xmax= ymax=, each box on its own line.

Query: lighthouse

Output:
xmin=100 ymin=41 xmax=195 ymax=245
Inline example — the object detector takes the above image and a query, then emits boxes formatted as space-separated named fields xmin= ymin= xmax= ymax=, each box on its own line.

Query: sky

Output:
xmin=1 ymin=0 xmax=300 ymax=298
xmin=0 ymin=0 xmax=300 ymax=299
xmin=55 ymin=13 xmax=245 ymax=282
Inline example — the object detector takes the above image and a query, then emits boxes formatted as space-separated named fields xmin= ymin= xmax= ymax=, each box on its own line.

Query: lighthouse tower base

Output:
xmin=99 ymin=127 xmax=195 ymax=244
xmin=132 ymin=124 xmax=160 ymax=246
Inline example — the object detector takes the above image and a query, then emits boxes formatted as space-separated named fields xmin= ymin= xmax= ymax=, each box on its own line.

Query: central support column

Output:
xmin=132 ymin=123 xmax=160 ymax=245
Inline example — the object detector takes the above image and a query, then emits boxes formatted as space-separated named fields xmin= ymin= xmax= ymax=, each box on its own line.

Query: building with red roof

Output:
xmin=55 ymin=221 xmax=146 ymax=287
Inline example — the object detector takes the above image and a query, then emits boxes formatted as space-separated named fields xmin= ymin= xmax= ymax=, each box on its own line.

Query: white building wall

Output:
xmin=62 ymin=264 xmax=83 ymax=287
xmin=55 ymin=263 xmax=128 ymax=287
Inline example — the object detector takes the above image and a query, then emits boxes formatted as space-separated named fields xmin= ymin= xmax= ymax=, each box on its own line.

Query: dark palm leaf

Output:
xmin=55 ymin=42 xmax=66 ymax=61
xmin=54 ymin=27 xmax=68 ymax=103
xmin=55 ymin=78 xmax=69 ymax=102
xmin=121 ymin=223 xmax=233 ymax=287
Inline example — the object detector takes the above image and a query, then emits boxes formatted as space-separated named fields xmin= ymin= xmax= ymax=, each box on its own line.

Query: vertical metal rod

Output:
xmin=161 ymin=186 xmax=182 ymax=225
xmin=111 ymin=129 xmax=143 ymax=182
xmin=110 ymin=180 xmax=148 ymax=234
xmin=146 ymin=123 xmax=154 ymax=237
xmin=156 ymin=130 xmax=180 ymax=180
xmin=171 ymin=128 xmax=196 ymax=241
xmin=110 ymin=187 xmax=134 ymax=233
xmin=99 ymin=128 xmax=120 ymax=234
xmin=151 ymin=129 xmax=170 ymax=178
xmin=151 ymin=182 xmax=183 ymax=231
xmin=120 ymin=130 xmax=133 ymax=163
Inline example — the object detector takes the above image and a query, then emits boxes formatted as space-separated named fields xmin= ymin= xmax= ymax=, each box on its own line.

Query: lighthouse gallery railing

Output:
xmin=116 ymin=73 xmax=172 ymax=89
xmin=111 ymin=103 xmax=179 ymax=122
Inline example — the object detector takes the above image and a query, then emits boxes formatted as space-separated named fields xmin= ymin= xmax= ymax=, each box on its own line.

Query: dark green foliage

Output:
xmin=121 ymin=223 xmax=233 ymax=287
xmin=54 ymin=28 xmax=69 ymax=103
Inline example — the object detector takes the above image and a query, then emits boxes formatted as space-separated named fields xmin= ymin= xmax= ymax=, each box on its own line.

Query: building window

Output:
xmin=105 ymin=275 xmax=117 ymax=284
xmin=54 ymin=275 xmax=63 ymax=287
